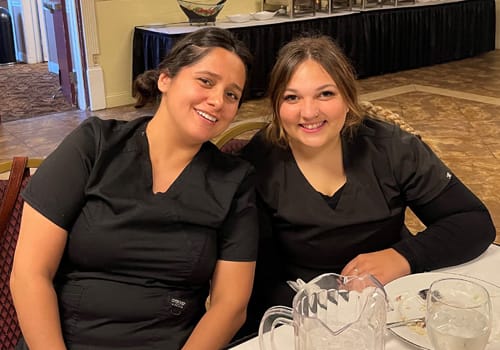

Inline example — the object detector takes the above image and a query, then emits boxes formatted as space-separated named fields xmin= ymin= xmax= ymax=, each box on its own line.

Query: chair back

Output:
xmin=214 ymin=119 xmax=269 ymax=153
xmin=0 ymin=157 xmax=43 ymax=350
xmin=361 ymin=101 xmax=420 ymax=138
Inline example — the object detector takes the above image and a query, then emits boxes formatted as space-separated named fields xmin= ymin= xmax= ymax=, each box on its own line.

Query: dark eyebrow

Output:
xmin=196 ymin=71 xmax=243 ymax=93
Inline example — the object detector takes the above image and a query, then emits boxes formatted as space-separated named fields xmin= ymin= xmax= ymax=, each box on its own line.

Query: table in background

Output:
xmin=133 ymin=0 xmax=495 ymax=99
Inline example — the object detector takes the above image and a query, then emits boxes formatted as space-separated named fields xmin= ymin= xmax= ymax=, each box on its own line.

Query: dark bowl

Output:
xmin=177 ymin=0 xmax=227 ymax=24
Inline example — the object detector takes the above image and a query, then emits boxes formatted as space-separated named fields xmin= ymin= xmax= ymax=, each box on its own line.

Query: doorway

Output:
xmin=4 ymin=0 xmax=87 ymax=111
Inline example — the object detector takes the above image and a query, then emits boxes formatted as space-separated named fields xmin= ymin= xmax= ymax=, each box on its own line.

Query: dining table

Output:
xmin=229 ymin=243 xmax=500 ymax=349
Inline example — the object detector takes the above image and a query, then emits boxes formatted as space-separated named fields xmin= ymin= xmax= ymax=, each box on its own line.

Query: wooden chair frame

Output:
xmin=0 ymin=158 xmax=44 ymax=174
xmin=213 ymin=120 xmax=269 ymax=149
xmin=0 ymin=157 xmax=43 ymax=350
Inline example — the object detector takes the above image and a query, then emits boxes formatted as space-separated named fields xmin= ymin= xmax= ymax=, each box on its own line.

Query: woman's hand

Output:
xmin=341 ymin=248 xmax=411 ymax=285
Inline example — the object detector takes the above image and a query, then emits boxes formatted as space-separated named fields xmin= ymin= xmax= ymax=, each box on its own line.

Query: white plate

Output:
xmin=251 ymin=11 xmax=277 ymax=21
xmin=227 ymin=14 xmax=252 ymax=23
xmin=385 ymin=272 xmax=500 ymax=350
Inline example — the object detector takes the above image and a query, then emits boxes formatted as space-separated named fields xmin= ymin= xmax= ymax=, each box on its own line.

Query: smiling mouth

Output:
xmin=196 ymin=109 xmax=218 ymax=123
xmin=300 ymin=121 xmax=326 ymax=130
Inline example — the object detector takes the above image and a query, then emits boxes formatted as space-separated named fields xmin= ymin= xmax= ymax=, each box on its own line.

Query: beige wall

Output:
xmin=94 ymin=0 xmax=259 ymax=108
xmin=496 ymin=0 xmax=500 ymax=48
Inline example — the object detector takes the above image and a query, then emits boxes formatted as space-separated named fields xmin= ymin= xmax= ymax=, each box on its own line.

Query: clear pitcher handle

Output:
xmin=258 ymin=306 xmax=294 ymax=350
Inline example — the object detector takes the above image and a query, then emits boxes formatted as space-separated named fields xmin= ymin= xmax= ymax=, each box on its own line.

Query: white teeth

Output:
xmin=197 ymin=110 xmax=217 ymax=122
xmin=302 ymin=122 xmax=323 ymax=130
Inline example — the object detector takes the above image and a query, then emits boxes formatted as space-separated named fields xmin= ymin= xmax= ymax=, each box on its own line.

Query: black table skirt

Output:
xmin=133 ymin=0 xmax=495 ymax=99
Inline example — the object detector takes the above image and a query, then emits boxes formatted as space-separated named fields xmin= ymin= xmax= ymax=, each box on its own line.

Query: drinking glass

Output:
xmin=426 ymin=278 xmax=492 ymax=350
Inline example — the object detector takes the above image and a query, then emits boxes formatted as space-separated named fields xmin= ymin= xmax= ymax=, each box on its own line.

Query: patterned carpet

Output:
xmin=0 ymin=63 xmax=76 ymax=123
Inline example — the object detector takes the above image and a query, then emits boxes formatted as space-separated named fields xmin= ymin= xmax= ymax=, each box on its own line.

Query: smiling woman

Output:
xmin=10 ymin=27 xmax=258 ymax=350
xmin=236 ymin=34 xmax=496 ymax=339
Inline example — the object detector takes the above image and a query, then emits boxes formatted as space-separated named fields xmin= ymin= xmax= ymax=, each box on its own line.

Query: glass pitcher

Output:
xmin=258 ymin=273 xmax=387 ymax=350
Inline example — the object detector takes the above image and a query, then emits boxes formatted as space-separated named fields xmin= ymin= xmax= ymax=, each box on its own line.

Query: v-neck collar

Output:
xmin=150 ymin=148 xmax=210 ymax=197
xmin=137 ymin=121 xmax=210 ymax=197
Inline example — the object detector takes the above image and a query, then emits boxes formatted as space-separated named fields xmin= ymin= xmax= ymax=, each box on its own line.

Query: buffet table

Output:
xmin=133 ymin=0 xmax=495 ymax=99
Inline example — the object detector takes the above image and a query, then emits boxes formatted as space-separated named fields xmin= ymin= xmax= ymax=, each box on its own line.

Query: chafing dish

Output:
xmin=262 ymin=0 xmax=315 ymax=18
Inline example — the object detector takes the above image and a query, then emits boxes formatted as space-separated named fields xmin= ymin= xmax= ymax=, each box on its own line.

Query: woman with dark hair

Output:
xmin=11 ymin=27 xmax=257 ymax=350
xmin=239 ymin=35 xmax=495 ymax=335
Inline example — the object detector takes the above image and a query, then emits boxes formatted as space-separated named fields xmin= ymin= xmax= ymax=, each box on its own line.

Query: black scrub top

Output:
xmin=21 ymin=116 xmax=258 ymax=350
xmin=241 ymin=117 xmax=451 ymax=307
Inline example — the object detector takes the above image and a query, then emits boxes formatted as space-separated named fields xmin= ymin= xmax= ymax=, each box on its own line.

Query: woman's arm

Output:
xmin=10 ymin=203 xmax=68 ymax=350
xmin=182 ymin=260 xmax=255 ymax=350
xmin=394 ymin=175 xmax=496 ymax=273
xmin=342 ymin=176 xmax=495 ymax=284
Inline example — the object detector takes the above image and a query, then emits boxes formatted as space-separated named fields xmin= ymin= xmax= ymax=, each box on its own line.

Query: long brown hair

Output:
xmin=133 ymin=27 xmax=252 ymax=108
xmin=265 ymin=35 xmax=364 ymax=147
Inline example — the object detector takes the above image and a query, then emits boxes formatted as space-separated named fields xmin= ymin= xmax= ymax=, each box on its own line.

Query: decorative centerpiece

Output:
xmin=177 ymin=0 xmax=227 ymax=24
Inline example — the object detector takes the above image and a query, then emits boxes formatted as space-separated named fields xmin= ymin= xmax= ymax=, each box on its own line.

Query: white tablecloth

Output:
xmin=138 ymin=11 xmax=356 ymax=35
xmin=230 ymin=244 xmax=500 ymax=350
xmin=138 ymin=0 xmax=462 ymax=35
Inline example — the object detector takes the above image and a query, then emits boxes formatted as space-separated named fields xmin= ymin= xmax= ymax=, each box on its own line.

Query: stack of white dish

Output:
xmin=226 ymin=13 xmax=252 ymax=23
xmin=251 ymin=11 xmax=277 ymax=20
xmin=226 ymin=11 xmax=277 ymax=23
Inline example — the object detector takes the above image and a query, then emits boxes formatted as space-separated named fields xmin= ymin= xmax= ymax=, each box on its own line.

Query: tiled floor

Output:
xmin=1 ymin=50 xmax=499 ymax=242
